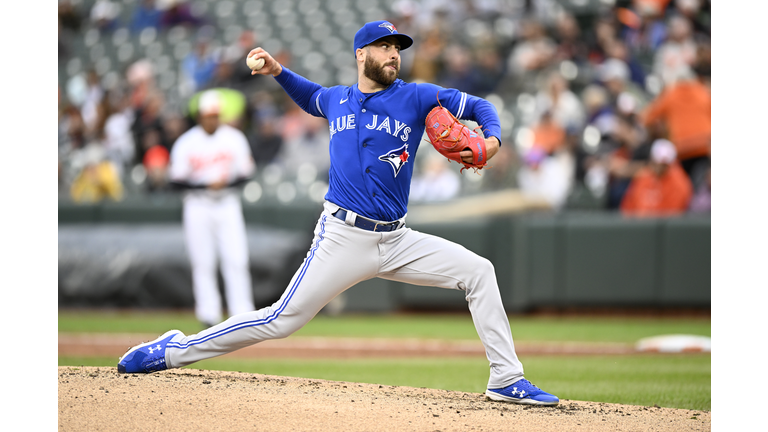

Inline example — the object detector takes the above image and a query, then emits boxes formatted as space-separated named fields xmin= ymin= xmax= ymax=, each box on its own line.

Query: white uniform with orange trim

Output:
xmin=169 ymin=123 xmax=256 ymax=326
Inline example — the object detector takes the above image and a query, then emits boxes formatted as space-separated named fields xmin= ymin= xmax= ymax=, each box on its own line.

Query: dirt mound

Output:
xmin=58 ymin=367 xmax=710 ymax=431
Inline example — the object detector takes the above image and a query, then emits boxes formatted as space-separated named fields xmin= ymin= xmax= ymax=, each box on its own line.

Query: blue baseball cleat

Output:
xmin=486 ymin=378 xmax=560 ymax=406
xmin=117 ymin=330 xmax=183 ymax=374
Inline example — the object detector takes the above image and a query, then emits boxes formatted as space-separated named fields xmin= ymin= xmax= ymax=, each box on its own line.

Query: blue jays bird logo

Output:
xmin=378 ymin=144 xmax=409 ymax=177
xmin=379 ymin=22 xmax=397 ymax=33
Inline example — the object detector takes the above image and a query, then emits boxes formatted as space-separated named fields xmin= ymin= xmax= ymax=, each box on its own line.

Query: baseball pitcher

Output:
xmin=119 ymin=21 xmax=559 ymax=406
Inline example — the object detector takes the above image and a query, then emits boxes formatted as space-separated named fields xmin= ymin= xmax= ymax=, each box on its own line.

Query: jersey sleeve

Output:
xmin=233 ymin=130 xmax=255 ymax=179
xmin=418 ymin=83 xmax=502 ymax=145
xmin=273 ymin=66 xmax=328 ymax=119
xmin=168 ymin=136 xmax=191 ymax=182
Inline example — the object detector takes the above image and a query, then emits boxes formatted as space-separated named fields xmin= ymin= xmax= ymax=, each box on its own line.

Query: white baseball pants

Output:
xmin=168 ymin=200 xmax=524 ymax=389
xmin=182 ymin=193 xmax=255 ymax=325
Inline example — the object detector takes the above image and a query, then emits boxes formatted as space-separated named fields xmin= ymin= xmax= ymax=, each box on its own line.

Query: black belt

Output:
xmin=333 ymin=209 xmax=402 ymax=232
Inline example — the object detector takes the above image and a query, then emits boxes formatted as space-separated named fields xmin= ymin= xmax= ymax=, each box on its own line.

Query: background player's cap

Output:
xmin=353 ymin=20 xmax=413 ymax=56
xmin=198 ymin=90 xmax=222 ymax=116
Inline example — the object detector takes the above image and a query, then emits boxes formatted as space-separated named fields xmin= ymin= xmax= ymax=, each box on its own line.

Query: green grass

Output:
xmin=59 ymin=309 xmax=711 ymax=411
xmin=58 ymin=310 xmax=711 ymax=344
xmin=58 ymin=310 xmax=204 ymax=334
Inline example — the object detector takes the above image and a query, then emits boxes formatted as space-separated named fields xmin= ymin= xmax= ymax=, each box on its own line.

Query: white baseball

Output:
xmin=247 ymin=56 xmax=265 ymax=71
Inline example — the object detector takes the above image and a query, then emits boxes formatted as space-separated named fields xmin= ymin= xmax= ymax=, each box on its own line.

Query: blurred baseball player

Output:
xmin=169 ymin=90 xmax=256 ymax=328
xmin=119 ymin=21 xmax=559 ymax=406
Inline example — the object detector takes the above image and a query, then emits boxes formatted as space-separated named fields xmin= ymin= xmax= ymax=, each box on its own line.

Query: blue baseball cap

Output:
xmin=353 ymin=21 xmax=413 ymax=56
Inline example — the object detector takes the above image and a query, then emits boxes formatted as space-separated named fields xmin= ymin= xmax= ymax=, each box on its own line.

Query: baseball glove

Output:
xmin=424 ymin=99 xmax=489 ymax=173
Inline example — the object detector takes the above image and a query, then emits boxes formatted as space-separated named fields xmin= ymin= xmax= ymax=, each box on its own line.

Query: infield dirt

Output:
xmin=58 ymin=366 xmax=710 ymax=431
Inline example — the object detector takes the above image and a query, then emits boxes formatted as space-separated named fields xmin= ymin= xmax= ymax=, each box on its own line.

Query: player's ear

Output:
xmin=356 ymin=47 xmax=366 ymax=63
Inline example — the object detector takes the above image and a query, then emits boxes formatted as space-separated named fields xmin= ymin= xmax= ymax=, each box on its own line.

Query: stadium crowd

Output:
xmin=58 ymin=0 xmax=711 ymax=216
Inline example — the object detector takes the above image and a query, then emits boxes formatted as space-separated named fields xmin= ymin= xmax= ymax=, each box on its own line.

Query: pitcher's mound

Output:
xmin=58 ymin=367 xmax=709 ymax=431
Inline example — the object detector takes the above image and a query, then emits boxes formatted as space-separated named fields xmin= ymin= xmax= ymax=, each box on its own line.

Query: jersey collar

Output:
xmin=352 ymin=79 xmax=404 ymax=101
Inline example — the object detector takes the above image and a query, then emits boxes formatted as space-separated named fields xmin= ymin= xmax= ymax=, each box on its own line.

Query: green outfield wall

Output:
xmin=59 ymin=199 xmax=710 ymax=312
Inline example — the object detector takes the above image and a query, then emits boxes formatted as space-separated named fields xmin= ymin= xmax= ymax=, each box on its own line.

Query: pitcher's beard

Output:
xmin=363 ymin=56 xmax=399 ymax=87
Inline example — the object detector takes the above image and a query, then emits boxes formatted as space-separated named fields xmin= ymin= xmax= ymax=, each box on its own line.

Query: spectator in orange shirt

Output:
xmin=530 ymin=111 xmax=566 ymax=155
xmin=640 ymin=70 xmax=710 ymax=188
xmin=620 ymin=139 xmax=693 ymax=217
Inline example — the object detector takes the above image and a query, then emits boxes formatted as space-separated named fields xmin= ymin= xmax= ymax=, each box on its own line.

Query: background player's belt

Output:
xmin=333 ymin=209 xmax=401 ymax=232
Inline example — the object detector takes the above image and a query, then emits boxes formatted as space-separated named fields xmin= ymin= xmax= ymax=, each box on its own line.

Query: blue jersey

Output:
xmin=275 ymin=67 xmax=501 ymax=221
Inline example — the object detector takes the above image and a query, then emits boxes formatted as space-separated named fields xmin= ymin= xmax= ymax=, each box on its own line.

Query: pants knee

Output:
xmin=461 ymin=256 xmax=498 ymax=296
xmin=261 ymin=308 xmax=307 ymax=339
xmin=471 ymin=256 xmax=495 ymax=281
